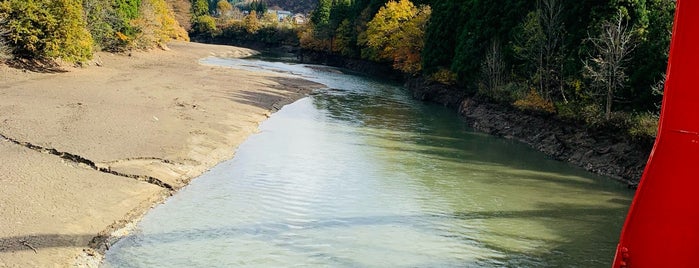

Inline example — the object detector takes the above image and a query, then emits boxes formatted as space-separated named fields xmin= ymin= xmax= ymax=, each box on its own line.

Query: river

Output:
xmin=103 ymin=57 xmax=633 ymax=267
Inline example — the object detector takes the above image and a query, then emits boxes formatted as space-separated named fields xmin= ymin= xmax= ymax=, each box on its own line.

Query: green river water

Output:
xmin=103 ymin=58 xmax=633 ymax=267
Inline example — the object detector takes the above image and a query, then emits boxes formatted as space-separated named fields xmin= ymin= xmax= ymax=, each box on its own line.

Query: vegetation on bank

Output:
xmin=189 ymin=0 xmax=300 ymax=46
xmin=188 ymin=0 xmax=672 ymax=139
xmin=0 ymin=0 xmax=673 ymax=140
xmin=0 ymin=0 xmax=188 ymax=64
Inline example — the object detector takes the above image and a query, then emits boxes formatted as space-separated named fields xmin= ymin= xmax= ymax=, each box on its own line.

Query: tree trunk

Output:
xmin=606 ymin=83 xmax=613 ymax=119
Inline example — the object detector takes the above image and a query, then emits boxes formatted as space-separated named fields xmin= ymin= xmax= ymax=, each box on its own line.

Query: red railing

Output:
xmin=613 ymin=1 xmax=699 ymax=267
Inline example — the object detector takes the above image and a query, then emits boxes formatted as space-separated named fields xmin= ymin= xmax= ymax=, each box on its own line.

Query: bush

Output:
xmin=193 ymin=15 xmax=218 ymax=37
xmin=114 ymin=0 xmax=142 ymax=39
xmin=513 ymin=88 xmax=555 ymax=113
xmin=428 ymin=68 xmax=457 ymax=85
xmin=83 ymin=0 xmax=125 ymax=51
xmin=629 ymin=112 xmax=659 ymax=138
xmin=0 ymin=0 xmax=93 ymax=63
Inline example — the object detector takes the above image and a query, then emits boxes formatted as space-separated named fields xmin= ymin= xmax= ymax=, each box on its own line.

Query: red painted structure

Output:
xmin=613 ymin=1 xmax=699 ymax=267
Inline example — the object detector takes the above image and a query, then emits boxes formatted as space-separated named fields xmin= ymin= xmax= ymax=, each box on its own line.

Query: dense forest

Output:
xmin=0 ymin=0 xmax=188 ymax=63
xmin=300 ymin=0 xmax=675 ymax=138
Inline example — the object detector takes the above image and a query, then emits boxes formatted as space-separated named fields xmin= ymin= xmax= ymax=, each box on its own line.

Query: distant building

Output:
xmin=292 ymin=14 xmax=306 ymax=24
xmin=276 ymin=10 xmax=292 ymax=22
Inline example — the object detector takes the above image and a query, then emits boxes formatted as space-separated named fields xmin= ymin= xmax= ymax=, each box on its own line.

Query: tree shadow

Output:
xmin=1 ymin=203 xmax=625 ymax=267
xmin=5 ymin=58 xmax=69 ymax=73
xmin=0 ymin=233 xmax=95 ymax=253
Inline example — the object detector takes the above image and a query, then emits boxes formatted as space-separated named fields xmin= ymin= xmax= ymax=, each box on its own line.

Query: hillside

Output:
xmin=267 ymin=0 xmax=316 ymax=13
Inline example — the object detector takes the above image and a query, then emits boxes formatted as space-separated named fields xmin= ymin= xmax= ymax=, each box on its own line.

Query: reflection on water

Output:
xmin=103 ymin=58 xmax=632 ymax=267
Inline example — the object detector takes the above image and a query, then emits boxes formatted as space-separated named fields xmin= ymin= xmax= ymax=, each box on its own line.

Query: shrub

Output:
xmin=428 ymin=68 xmax=457 ymax=85
xmin=629 ymin=112 xmax=659 ymax=138
xmin=513 ymin=88 xmax=555 ymax=113
xmin=114 ymin=0 xmax=142 ymax=39
xmin=83 ymin=0 xmax=124 ymax=51
xmin=193 ymin=15 xmax=218 ymax=37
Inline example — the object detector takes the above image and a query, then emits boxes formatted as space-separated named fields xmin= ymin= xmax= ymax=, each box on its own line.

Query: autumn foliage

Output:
xmin=0 ymin=0 xmax=188 ymax=63
xmin=0 ymin=0 xmax=93 ymax=62
xmin=365 ymin=0 xmax=430 ymax=74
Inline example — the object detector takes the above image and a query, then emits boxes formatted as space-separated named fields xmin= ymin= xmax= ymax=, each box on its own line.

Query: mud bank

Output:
xmin=407 ymin=78 xmax=653 ymax=187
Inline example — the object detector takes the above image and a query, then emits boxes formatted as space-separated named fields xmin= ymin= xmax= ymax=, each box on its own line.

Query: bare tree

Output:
xmin=539 ymin=0 xmax=566 ymax=102
xmin=481 ymin=39 xmax=505 ymax=93
xmin=514 ymin=0 xmax=565 ymax=101
xmin=584 ymin=12 xmax=636 ymax=119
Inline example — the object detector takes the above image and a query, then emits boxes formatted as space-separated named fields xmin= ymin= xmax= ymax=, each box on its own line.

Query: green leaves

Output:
xmin=1 ymin=0 xmax=93 ymax=63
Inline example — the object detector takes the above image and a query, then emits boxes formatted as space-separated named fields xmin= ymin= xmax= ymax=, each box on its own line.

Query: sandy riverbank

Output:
xmin=0 ymin=41 xmax=323 ymax=267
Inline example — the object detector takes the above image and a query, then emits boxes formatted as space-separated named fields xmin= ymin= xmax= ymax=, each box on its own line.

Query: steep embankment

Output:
xmin=407 ymin=78 xmax=653 ymax=186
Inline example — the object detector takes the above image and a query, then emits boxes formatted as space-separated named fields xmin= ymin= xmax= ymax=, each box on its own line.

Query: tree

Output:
xmin=114 ymin=0 xmax=142 ymax=39
xmin=243 ymin=10 xmax=261 ymax=33
xmin=514 ymin=11 xmax=544 ymax=93
xmin=421 ymin=0 xmax=464 ymax=75
xmin=365 ymin=0 xmax=431 ymax=74
xmin=0 ymin=0 xmax=93 ymax=63
xmin=83 ymin=0 xmax=119 ymax=50
xmin=247 ymin=1 xmax=267 ymax=14
xmin=51 ymin=0 xmax=94 ymax=62
xmin=192 ymin=0 xmax=209 ymax=17
xmin=450 ymin=0 xmax=533 ymax=87
xmin=194 ymin=15 xmax=217 ymax=36
xmin=584 ymin=12 xmax=636 ymax=119
xmin=481 ymin=39 xmax=505 ymax=93
xmin=513 ymin=0 xmax=565 ymax=101
xmin=625 ymin=0 xmax=675 ymax=111
xmin=311 ymin=0 xmax=331 ymax=27
xmin=132 ymin=0 xmax=189 ymax=48
xmin=334 ymin=19 xmax=356 ymax=56
xmin=216 ymin=0 xmax=233 ymax=17
xmin=539 ymin=0 xmax=566 ymax=102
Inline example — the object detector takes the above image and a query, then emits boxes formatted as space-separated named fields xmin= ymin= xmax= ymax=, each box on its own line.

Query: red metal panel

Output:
xmin=613 ymin=1 xmax=699 ymax=267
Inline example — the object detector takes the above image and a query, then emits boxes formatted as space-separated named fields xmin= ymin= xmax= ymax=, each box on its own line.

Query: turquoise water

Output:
xmin=103 ymin=58 xmax=632 ymax=267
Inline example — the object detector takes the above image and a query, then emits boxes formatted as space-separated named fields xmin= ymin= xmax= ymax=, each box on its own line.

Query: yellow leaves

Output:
xmin=2 ymin=0 xmax=94 ymax=62
xmin=243 ymin=11 xmax=262 ymax=34
xmin=365 ymin=0 xmax=431 ymax=74
xmin=133 ymin=0 xmax=189 ymax=48
xmin=514 ymin=89 xmax=556 ymax=113
xmin=216 ymin=0 xmax=233 ymax=16
xmin=116 ymin=32 xmax=130 ymax=41
xmin=429 ymin=68 xmax=457 ymax=85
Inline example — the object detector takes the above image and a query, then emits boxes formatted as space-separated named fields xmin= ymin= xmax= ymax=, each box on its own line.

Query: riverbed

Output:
xmin=103 ymin=58 xmax=632 ymax=267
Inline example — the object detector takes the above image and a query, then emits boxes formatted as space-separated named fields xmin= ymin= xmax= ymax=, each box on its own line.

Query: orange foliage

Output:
xmin=514 ymin=89 xmax=556 ymax=113
xmin=365 ymin=0 xmax=431 ymax=74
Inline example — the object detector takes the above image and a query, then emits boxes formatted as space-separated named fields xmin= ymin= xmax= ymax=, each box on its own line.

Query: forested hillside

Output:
xmin=266 ymin=0 xmax=316 ymax=13
xmin=0 ymin=0 xmax=188 ymax=63
xmin=296 ymin=0 xmax=675 ymax=138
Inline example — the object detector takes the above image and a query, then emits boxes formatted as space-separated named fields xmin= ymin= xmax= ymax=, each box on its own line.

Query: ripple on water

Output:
xmin=103 ymin=58 xmax=632 ymax=268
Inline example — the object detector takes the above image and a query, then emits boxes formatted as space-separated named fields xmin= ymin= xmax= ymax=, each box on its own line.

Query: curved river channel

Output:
xmin=103 ymin=58 xmax=633 ymax=267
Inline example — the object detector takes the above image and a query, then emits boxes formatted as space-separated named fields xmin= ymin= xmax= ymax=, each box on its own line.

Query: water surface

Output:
xmin=104 ymin=58 xmax=632 ymax=267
